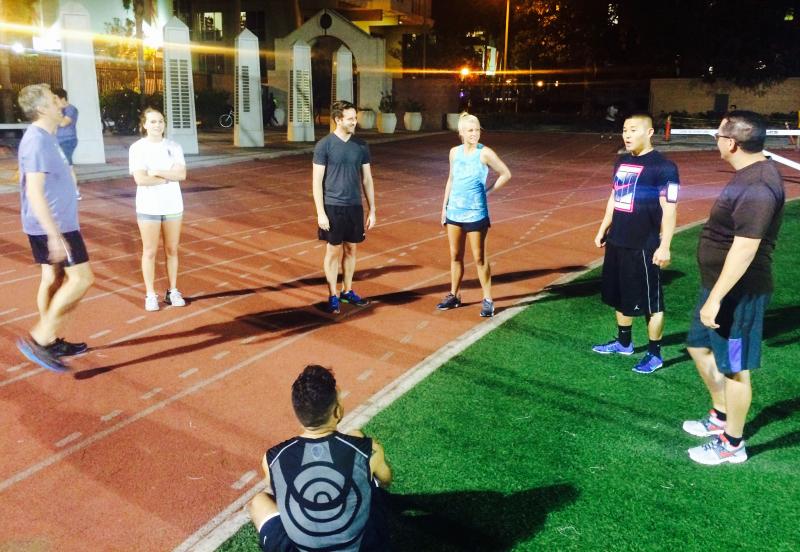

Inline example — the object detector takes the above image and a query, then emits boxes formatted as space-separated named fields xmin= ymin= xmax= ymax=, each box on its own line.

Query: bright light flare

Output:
xmin=11 ymin=42 xmax=25 ymax=54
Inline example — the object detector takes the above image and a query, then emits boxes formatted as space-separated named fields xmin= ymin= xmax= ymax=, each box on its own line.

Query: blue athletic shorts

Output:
xmin=686 ymin=288 xmax=770 ymax=374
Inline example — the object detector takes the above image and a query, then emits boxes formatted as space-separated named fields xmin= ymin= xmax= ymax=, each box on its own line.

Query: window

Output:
xmin=200 ymin=12 xmax=222 ymax=41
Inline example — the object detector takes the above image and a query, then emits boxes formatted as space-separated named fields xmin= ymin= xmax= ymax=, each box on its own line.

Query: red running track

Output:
xmin=0 ymin=133 xmax=798 ymax=551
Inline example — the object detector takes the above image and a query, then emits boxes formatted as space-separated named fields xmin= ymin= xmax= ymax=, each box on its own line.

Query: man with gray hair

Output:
xmin=15 ymin=84 xmax=94 ymax=372
xmin=684 ymin=111 xmax=785 ymax=465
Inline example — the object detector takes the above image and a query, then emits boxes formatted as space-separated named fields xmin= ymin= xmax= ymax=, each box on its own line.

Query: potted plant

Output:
xmin=403 ymin=99 xmax=424 ymax=131
xmin=377 ymin=91 xmax=397 ymax=134
xmin=357 ymin=106 xmax=375 ymax=130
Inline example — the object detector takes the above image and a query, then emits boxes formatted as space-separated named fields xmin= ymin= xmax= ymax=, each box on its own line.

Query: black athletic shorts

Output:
xmin=445 ymin=217 xmax=491 ymax=233
xmin=600 ymin=242 xmax=663 ymax=317
xmin=257 ymin=515 xmax=296 ymax=552
xmin=318 ymin=204 xmax=365 ymax=245
xmin=28 ymin=230 xmax=89 ymax=266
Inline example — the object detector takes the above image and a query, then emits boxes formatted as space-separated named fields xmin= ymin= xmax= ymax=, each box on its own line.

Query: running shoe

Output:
xmin=591 ymin=339 xmax=634 ymax=355
xmin=683 ymin=411 xmax=726 ymax=437
xmin=340 ymin=290 xmax=370 ymax=306
xmin=632 ymin=353 xmax=663 ymax=374
xmin=688 ymin=435 xmax=747 ymax=465
xmin=145 ymin=293 xmax=160 ymax=312
xmin=165 ymin=289 xmax=186 ymax=307
xmin=47 ymin=337 xmax=88 ymax=357
xmin=436 ymin=293 xmax=461 ymax=310
xmin=479 ymin=298 xmax=495 ymax=318
xmin=327 ymin=295 xmax=341 ymax=314
xmin=16 ymin=336 xmax=68 ymax=373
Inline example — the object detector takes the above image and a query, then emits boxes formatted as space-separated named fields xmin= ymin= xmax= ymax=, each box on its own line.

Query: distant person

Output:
xmin=265 ymin=91 xmax=278 ymax=126
xmin=601 ymin=104 xmax=619 ymax=139
xmin=592 ymin=112 xmax=679 ymax=374
xmin=729 ymin=104 xmax=738 ymax=111
xmin=128 ymin=107 xmax=187 ymax=312
xmin=312 ymin=100 xmax=376 ymax=314
xmin=52 ymin=87 xmax=80 ymax=199
xmin=436 ymin=112 xmax=511 ymax=318
xmin=684 ymin=111 xmax=784 ymax=465
xmin=15 ymin=84 xmax=94 ymax=372
xmin=248 ymin=365 xmax=392 ymax=551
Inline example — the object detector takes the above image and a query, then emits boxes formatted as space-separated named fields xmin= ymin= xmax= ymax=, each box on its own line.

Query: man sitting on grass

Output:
xmin=248 ymin=365 xmax=392 ymax=551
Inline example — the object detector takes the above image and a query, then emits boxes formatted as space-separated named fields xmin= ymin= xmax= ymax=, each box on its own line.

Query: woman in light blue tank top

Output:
xmin=438 ymin=113 xmax=511 ymax=318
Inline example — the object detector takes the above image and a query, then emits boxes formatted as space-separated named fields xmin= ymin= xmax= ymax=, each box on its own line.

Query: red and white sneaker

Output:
xmin=688 ymin=435 xmax=747 ymax=465
xmin=682 ymin=410 xmax=726 ymax=437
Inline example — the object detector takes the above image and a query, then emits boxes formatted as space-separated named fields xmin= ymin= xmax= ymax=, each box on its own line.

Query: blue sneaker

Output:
xmin=479 ymin=298 xmax=495 ymax=318
xmin=340 ymin=290 xmax=370 ymax=306
xmin=327 ymin=295 xmax=340 ymax=314
xmin=591 ymin=339 xmax=634 ymax=355
xmin=17 ymin=336 xmax=68 ymax=373
xmin=632 ymin=353 xmax=663 ymax=374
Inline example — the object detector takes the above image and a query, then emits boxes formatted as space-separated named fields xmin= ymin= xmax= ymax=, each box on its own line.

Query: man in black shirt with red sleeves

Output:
xmin=684 ymin=111 xmax=784 ymax=465
xmin=592 ymin=113 xmax=679 ymax=374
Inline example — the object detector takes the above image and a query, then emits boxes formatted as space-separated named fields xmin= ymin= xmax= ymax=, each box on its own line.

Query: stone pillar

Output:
xmin=287 ymin=40 xmax=314 ymax=142
xmin=59 ymin=2 xmax=105 ymax=164
xmin=163 ymin=15 xmax=198 ymax=154
xmin=332 ymin=46 xmax=354 ymax=103
xmin=234 ymin=28 xmax=264 ymax=147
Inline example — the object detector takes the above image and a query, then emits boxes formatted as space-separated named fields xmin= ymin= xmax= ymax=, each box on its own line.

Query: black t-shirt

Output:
xmin=313 ymin=133 xmax=371 ymax=206
xmin=698 ymin=160 xmax=785 ymax=295
xmin=607 ymin=150 xmax=679 ymax=250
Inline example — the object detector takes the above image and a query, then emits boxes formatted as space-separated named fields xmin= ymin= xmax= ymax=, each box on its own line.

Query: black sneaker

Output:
xmin=436 ymin=293 xmax=461 ymax=310
xmin=340 ymin=290 xmax=370 ymax=306
xmin=16 ymin=336 xmax=68 ymax=373
xmin=47 ymin=338 xmax=88 ymax=357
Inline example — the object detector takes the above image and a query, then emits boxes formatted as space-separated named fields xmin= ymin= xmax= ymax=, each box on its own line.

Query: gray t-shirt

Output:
xmin=18 ymin=125 xmax=79 ymax=235
xmin=313 ymin=133 xmax=371 ymax=206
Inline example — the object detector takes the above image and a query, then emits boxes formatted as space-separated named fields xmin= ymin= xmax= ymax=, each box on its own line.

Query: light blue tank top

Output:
xmin=446 ymin=143 xmax=489 ymax=223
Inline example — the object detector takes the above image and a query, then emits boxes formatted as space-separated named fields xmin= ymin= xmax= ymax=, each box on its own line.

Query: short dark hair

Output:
xmin=291 ymin=365 xmax=338 ymax=427
xmin=721 ymin=110 xmax=766 ymax=153
xmin=624 ymin=111 xmax=654 ymax=128
xmin=330 ymin=100 xmax=356 ymax=124
xmin=52 ymin=88 xmax=68 ymax=101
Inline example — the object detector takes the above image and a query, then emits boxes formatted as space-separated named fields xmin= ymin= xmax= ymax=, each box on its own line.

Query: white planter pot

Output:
xmin=403 ymin=112 xmax=422 ymax=131
xmin=273 ymin=107 xmax=286 ymax=126
xmin=357 ymin=110 xmax=375 ymax=130
xmin=446 ymin=113 xmax=461 ymax=131
xmin=377 ymin=112 xmax=397 ymax=134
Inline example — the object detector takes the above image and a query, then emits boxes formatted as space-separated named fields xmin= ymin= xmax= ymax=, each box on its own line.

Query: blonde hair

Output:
xmin=17 ymin=84 xmax=52 ymax=122
xmin=457 ymin=111 xmax=481 ymax=134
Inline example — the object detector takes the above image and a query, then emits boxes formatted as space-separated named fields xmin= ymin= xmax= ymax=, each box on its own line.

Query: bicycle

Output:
xmin=218 ymin=108 xmax=234 ymax=128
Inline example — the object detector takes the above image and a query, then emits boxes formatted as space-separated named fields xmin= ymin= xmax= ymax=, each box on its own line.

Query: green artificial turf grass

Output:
xmin=218 ymin=201 xmax=800 ymax=552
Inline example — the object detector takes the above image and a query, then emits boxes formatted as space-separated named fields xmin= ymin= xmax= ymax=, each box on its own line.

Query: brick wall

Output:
xmin=650 ymin=78 xmax=800 ymax=115
xmin=392 ymin=77 xmax=460 ymax=131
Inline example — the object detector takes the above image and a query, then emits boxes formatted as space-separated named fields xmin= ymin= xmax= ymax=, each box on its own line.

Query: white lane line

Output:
xmin=399 ymin=252 xmax=407 ymax=257
xmin=379 ymin=351 xmax=394 ymax=362
xmin=357 ymin=370 xmax=373 ymax=381
xmin=0 ymin=368 xmax=43 ymax=388
xmin=411 ymin=245 xmax=418 ymax=250
xmin=387 ymin=258 xmax=397 ymax=263
xmin=55 ymin=432 xmax=82 ymax=448
xmin=127 ymin=316 xmax=146 ymax=324
xmin=314 ymin=244 xmax=323 ymax=249
xmin=279 ymin=257 xmax=289 ymax=262
xmin=90 ymin=329 xmax=111 ymax=339
xmin=0 ymin=269 xmax=15 ymax=276
xmin=179 ymin=368 xmax=199 ymax=379
xmin=340 ymin=390 xmax=351 ymax=399
xmin=260 ymin=264 xmax=271 ymax=270
xmin=216 ymin=281 xmax=230 ymax=288
xmin=0 ymin=307 xmax=18 ymax=316
xmin=101 ymin=410 xmax=123 ymax=422
xmin=184 ymin=251 xmax=198 ymax=257
xmin=6 ymin=362 xmax=29 ymax=373
xmin=258 ymin=230 xmax=268 ymax=234
xmin=223 ymin=241 xmax=234 ymax=245
xmin=203 ymin=246 xmax=215 ymax=251
xmin=400 ymin=334 xmax=413 ymax=344
xmin=231 ymin=471 xmax=257 ymax=491
xmin=212 ymin=351 xmax=230 ymax=361
xmin=416 ymin=321 xmax=429 ymax=330
xmin=140 ymin=388 xmax=162 ymax=400
xmin=297 ymin=250 xmax=308 ymax=256
xmin=240 ymin=336 xmax=258 ymax=344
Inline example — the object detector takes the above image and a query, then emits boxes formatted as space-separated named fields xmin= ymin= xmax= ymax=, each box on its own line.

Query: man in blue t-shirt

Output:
xmin=15 ymin=84 xmax=94 ymax=373
xmin=53 ymin=88 xmax=80 ymax=199
xmin=312 ymin=100 xmax=376 ymax=314
xmin=592 ymin=113 xmax=680 ymax=374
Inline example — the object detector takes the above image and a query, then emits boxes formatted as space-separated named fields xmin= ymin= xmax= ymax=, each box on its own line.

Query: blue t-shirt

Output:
xmin=313 ymin=133 xmax=371 ymax=206
xmin=446 ymin=143 xmax=489 ymax=223
xmin=56 ymin=104 xmax=78 ymax=142
xmin=18 ymin=125 xmax=79 ymax=235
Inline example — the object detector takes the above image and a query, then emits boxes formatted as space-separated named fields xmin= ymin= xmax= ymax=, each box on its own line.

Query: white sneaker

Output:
xmin=688 ymin=436 xmax=747 ymax=465
xmin=683 ymin=410 xmax=726 ymax=437
xmin=165 ymin=289 xmax=186 ymax=307
xmin=145 ymin=293 xmax=159 ymax=311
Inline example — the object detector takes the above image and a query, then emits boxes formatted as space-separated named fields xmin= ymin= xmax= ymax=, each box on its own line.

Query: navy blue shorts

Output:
xmin=686 ymin=288 xmax=770 ymax=374
xmin=28 ymin=230 xmax=89 ymax=266
xmin=318 ymin=204 xmax=365 ymax=245
xmin=600 ymin=243 xmax=663 ymax=317
xmin=257 ymin=515 xmax=296 ymax=552
xmin=446 ymin=217 xmax=490 ymax=233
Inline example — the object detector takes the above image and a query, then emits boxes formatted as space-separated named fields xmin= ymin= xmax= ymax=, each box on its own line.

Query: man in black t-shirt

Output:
xmin=312 ymin=100 xmax=377 ymax=314
xmin=247 ymin=365 xmax=392 ymax=551
xmin=592 ymin=113 xmax=679 ymax=374
xmin=684 ymin=111 xmax=785 ymax=465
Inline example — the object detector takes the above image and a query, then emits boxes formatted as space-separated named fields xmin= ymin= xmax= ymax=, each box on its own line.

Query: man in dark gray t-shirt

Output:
xmin=312 ymin=100 xmax=376 ymax=314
